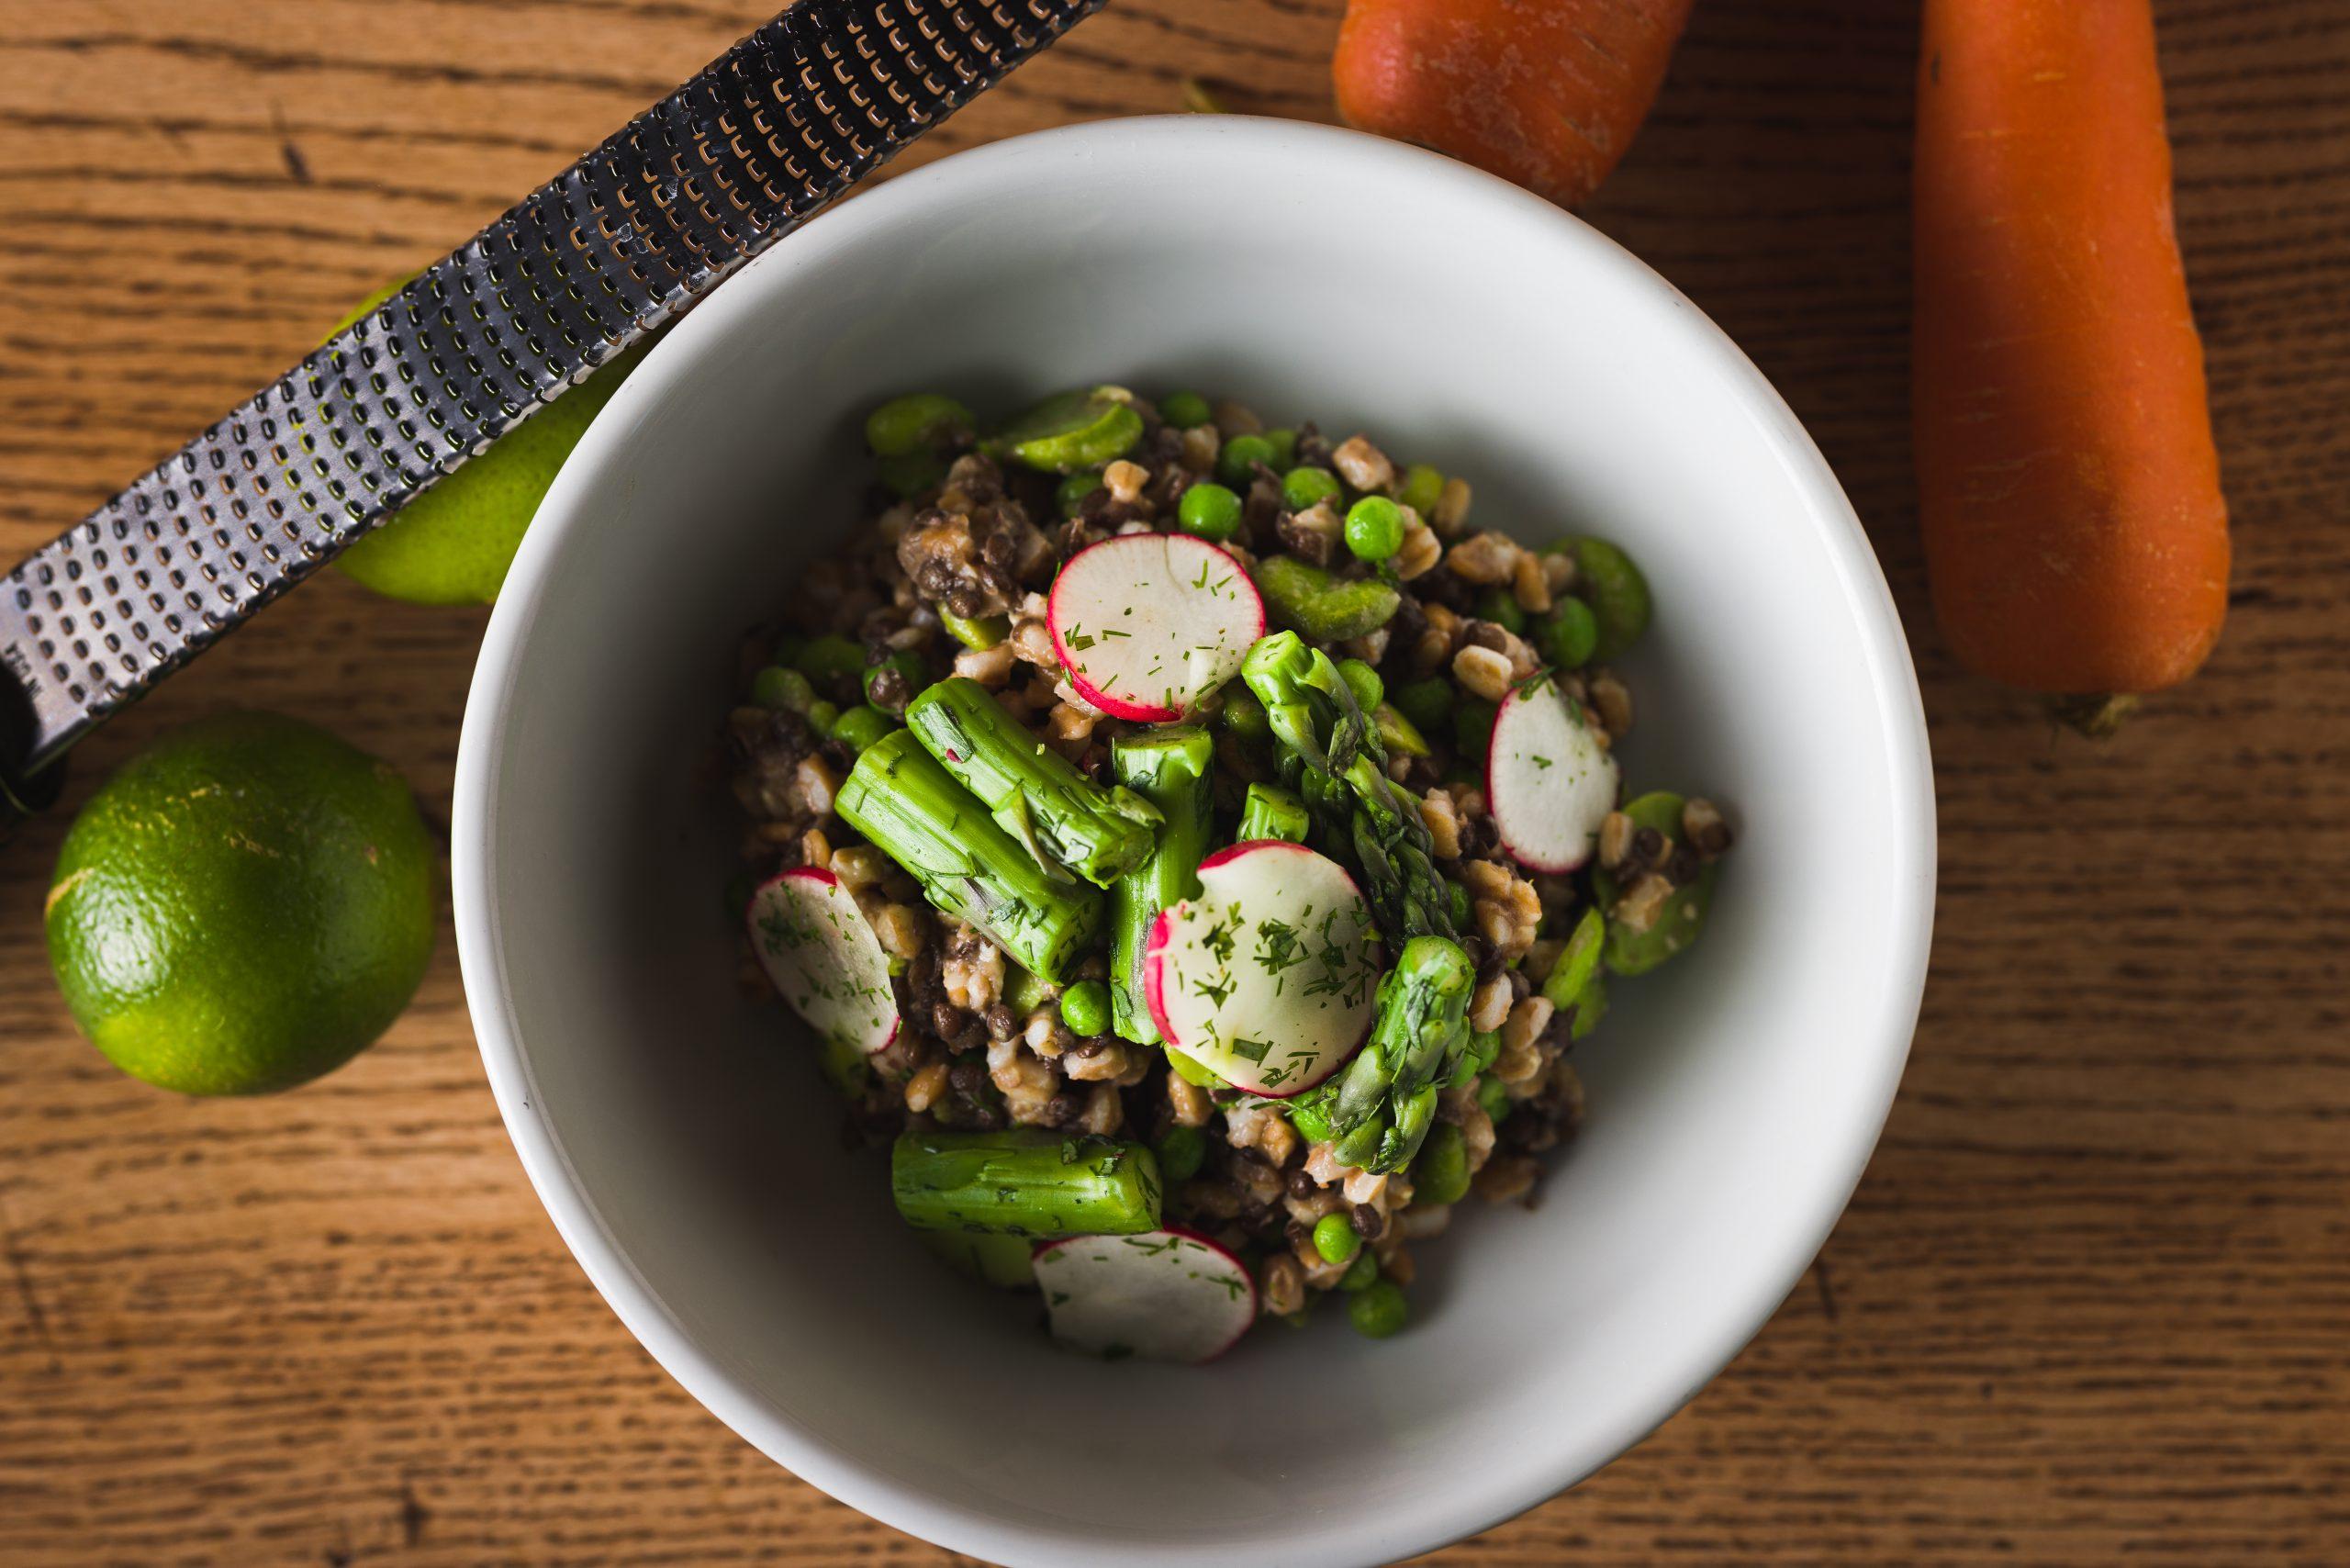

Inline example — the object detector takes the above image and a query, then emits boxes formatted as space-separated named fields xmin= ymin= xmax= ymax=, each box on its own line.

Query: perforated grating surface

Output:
xmin=0 ymin=0 xmax=1102 ymax=807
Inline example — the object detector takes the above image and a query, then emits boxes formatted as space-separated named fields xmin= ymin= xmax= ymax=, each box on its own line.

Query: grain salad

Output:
xmin=721 ymin=384 xmax=1731 ymax=1361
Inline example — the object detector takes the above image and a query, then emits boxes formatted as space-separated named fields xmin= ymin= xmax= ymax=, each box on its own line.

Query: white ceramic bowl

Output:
xmin=454 ymin=116 xmax=1933 ymax=1568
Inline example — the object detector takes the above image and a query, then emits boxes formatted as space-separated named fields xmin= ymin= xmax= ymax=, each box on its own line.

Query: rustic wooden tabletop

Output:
xmin=2 ymin=1 xmax=2344 ymax=1562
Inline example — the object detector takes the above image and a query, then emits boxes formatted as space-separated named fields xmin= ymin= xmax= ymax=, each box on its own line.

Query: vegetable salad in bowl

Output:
xmin=721 ymin=384 xmax=1732 ymax=1361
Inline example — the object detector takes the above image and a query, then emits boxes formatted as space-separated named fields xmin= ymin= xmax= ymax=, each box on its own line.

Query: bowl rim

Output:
xmin=453 ymin=113 xmax=1936 ymax=1568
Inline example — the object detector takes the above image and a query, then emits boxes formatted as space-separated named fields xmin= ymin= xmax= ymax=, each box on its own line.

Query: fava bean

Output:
xmin=1539 ymin=596 xmax=1600 ymax=669
xmin=1348 ymin=1280 xmax=1409 ymax=1338
xmin=1412 ymin=1122 xmax=1471 ymax=1205
xmin=1592 ymin=790 xmax=1717 ymax=975
xmin=991 ymin=387 xmax=1143 ymax=473
xmin=1253 ymin=556 xmax=1402 ymax=643
xmin=1569 ymin=536 xmax=1652 ymax=661
xmin=865 ymin=393 xmax=973 ymax=457
xmin=1158 ymin=390 xmax=1213 ymax=430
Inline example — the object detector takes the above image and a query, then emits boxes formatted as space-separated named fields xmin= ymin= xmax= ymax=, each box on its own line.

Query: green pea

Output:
xmin=1177 ymin=482 xmax=1243 ymax=542
xmin=942 ymin=610 xmax=1009 ymax=651
xmin=1476 ymin=588 xmax=1526 ymax=635
xmin=751 ymin=665 xmax=816 ymax=713
xmin=1542 ymin=906 xmax=1607 ymax=1013
xmin=1339 ymin=1249 xmax=1381 ymax=1293
xmin=1262 ymin=428 xmax=1297 ymax=469
xmin=1476 ymin=1075 xmax=1514 ymax=1126
xmin=1392 ymin=677 xmax=1451 ymax=736
xmin=1539 ymin=596 xmax=1600 ymax=670
xmin=1455 ymin=700 xmax=1496 ymax=758
xmin=1570 ymin=537 xmax=1652 ymax=661
xmin=793 ymin=633 xmax=867 ymax=688
xmin=1155 ymin=1124 xmax=1208 ymax=1184
xmin=863 ymin=649 xmax=931 ymax=714
xmin=1336 ymin=657 xmax=1384 ymax=714
xmin=830 ymin=704 xmax=897 ymax=754
xmin=1059 ymin=979 xmax=1112 ymax=1036
xmin=1056 ymin=470 xmax=1103 ymax=520
xmin=865 ymin=393 xmax=973 ymax=457
xmin=1398 ymin=463 xmax=1444 ymax=515
xmin=1312 ymin=1212 xmax=1362 ymax=1265
xmin=1215 ymin=685 xmax=1270 ymax=742
xmin=1217 ymin=433 xmax=1278 ymax=487
xmin=1348 ymin=1280 xmax=1408 ymax=1338
xmin=1159 ymin=390 xmax=1213 ymax=430
xmin=1412 ymin=1122 xmax=1472 ymax=1206
xmin=1282 ymin=465 xmax=1342 ymax=512
xmin=1343 ymin=496 xmax=1405 ymax=563
xmin=805 ymin=699 xmax=840 ymax=736
xmin=1591 ymin=791 xmax=1717 ymax=976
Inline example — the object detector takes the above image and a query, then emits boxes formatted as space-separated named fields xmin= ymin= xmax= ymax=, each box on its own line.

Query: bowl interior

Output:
xmin=458 ymin=118 xmax=1931 ymax=1568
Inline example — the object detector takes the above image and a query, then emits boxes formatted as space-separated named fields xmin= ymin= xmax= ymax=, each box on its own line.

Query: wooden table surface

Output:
xmin=3 ymin=2 xmax=2345 ymax=1562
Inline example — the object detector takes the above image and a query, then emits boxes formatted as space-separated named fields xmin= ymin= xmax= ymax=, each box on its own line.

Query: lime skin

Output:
xmin=325 ymin=280 xmax=645 ymax=605
xmin=44 ymin=712 xmax=437 ymax=1095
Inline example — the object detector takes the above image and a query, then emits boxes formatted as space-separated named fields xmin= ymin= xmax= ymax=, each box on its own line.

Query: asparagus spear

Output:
xmin=1239 ymin=631 xmax=1458 ymax=944
xmin=1313 ymin=935 xmax=1476 ymax=1172
xmin=1242 ymin=632 xmax=1487 ymax=1171
xmin=1108 ymin=727 xmax=1214 ymax=1046
xmin=1237 ymin=781 xmax=1311 ymax=843
xmin=1286 ymin=937 xmax=1475 ymax=1170
xmin=891 ymin=1129 xmax=1162 ymax=1237
xmin=905 ymin=677 xmax=1160 ymax=887
xmin=836 ymin=729 xmax=1104 ymax=983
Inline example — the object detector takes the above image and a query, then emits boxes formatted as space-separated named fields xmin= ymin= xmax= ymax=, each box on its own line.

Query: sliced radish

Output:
xmin=1142 ymin=840 xmax=1382 ymax=1097
xmin=1048 ymin=533 xmax=1264 ymax=722
xmin=1034 ymin=1226 xmax=1257 ymax=1362
xmin=1486 ymin=677 xmax=1621 ymax=873
xmin=745 ymin=868 xmax=900 ymax=1055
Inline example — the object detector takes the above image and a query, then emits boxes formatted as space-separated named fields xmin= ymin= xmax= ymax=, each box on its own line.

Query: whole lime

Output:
xmin=44 ymin=712 xmax=437 ymax=1095
xmin=326 ymin=282 xmax=645 ymax=605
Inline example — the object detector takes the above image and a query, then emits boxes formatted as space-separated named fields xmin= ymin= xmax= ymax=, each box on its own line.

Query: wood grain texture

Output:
xmin=2 ymin=1 xmax=2346 ymax=1562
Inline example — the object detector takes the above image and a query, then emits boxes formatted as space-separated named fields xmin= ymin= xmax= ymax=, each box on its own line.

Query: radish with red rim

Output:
xmin=744 ymin=868 xmax=900 ymax=1056
xmin=1048 ymin=533 xmax=1264 ymax=722
xmin=1034 ymin=1227 xmax=1257 ymax=1362
xmin=1486 ymin=677 xmax=1620 ymax=873
xmin=1142 ymin=840 xmax=1382 ymax=1096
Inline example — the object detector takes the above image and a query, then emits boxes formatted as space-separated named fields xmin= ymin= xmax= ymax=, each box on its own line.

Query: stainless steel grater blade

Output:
xmin=0 ymin=0 xmax=1105 ymax=832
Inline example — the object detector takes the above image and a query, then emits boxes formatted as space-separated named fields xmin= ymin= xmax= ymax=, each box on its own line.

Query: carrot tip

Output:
xmin=2049 ymin=693 xmax=2140 ymax=739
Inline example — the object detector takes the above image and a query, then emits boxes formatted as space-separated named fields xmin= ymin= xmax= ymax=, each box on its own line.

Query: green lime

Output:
xmin=325 ymin=281 xmax=646 ymax=605
xmin=988 ymin=386 xmax=1143 ymax=473
xmin=44 ymin=712 xmax=437 ymax=1095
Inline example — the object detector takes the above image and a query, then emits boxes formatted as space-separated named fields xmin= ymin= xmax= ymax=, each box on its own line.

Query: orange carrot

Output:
xmin=1914 ymin=0 xmax=2230 ymax=698
xmin=1333 ymin=0 xmax=1695 ymax=209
